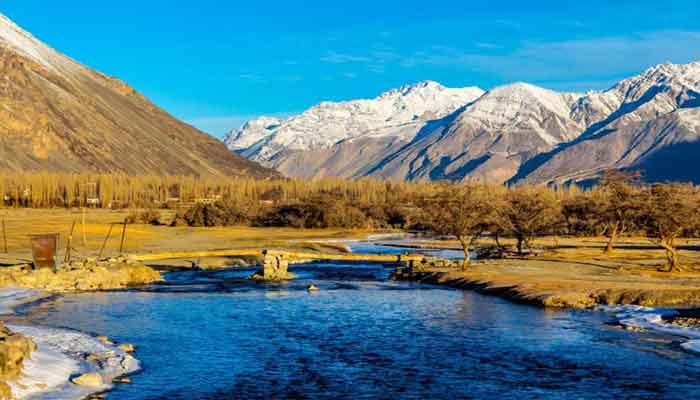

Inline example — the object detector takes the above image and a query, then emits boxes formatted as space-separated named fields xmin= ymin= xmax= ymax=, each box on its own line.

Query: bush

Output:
xmin=126 ymin=209 xmax=163 ymax=225
xmin=171 ymin=202 xmax=250 ymax=227
xmin=255 ymin=198 xmax=369 ymax=229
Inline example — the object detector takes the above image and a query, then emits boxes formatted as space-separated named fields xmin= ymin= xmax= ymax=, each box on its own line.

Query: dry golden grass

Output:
xmin=0 ymin=208 xmax=376 ymax=265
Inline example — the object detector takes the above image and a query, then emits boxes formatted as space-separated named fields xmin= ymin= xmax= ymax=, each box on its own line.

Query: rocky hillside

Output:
xmin=229 ymin=62 xmax=700 ymax=184
xmin=0 ymin=13 xmax=277 ymax=177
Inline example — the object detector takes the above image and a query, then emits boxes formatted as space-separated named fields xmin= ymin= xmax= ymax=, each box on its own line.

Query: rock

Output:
xmin=85 ymin=353 xmax=103 ymax=362
xmin=71 ymin=372 xmax=104 ymax=387
xmin=625 ymin=325 xmax=645 ymax=332
xmin=96 ymin=336 xmax=114 ymax=345
xmin=0 ymin=323 xmax=37 ymax=382
xmin=249 ymin=252 xmax=295 ymax=281
xmin=0 ymin=259 xmax=162 ymax=293
xmin=113 ymin=376 xmax=131 ymax=384
xmin=118 ymin=343 xmax=136 ymax=353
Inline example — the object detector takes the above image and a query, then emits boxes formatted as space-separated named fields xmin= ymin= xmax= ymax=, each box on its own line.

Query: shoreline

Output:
xmin=0 ymin=289 xmax=142 ymax=400
xmin=394 ymin=256 xmax=700 ymax=309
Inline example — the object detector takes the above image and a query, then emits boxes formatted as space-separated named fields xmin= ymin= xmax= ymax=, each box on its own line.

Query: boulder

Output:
xmin=118 ymin=343 xmax=135 ymax=353
xmin=71 ymin=372 xmax=104 ymax=387
xmin=96 ymin=336 xmax=114 ymax=345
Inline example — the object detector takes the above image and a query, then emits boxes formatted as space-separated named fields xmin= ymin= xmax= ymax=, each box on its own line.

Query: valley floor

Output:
xmin=0 ymin=208 xmax=374 ymax=268
xmin=2 ymin=209 xmax=700 ymax=309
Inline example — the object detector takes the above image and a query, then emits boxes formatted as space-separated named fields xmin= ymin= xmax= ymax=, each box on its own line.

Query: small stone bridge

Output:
xmin=129 ymin=249 xmax=425 ymax=280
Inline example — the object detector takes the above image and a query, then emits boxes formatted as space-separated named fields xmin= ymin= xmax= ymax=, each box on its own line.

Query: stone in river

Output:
xmin=72 ymin=372 xmax=105 ymax=387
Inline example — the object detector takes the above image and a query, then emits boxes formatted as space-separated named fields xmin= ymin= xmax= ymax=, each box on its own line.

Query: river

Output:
xmin=11 ymin=240 xmax=700 ymax=399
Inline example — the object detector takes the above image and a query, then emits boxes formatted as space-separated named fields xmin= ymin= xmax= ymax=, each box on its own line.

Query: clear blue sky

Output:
xmin=3 ymin=1 xmax=700 ymax=137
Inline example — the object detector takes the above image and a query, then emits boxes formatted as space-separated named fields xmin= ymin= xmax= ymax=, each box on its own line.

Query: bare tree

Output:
xmin=637 ymin=184 xmax=700 ymax=272
xmin=423 ymin=184 xmax=501 ymax=269
xmin=597 ymin=170 xmax=642 ymax=253
xmin=499 ymin=187 xmax=562 ymax=255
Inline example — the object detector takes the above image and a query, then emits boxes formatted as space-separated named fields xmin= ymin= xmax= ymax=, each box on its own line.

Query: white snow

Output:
xmin=0 ymin=288 xmax=46 ymax=315
xmin=8 ymin=325 xmax=140 ymax=400
xmin=453 ymin=82 xmax=586 ymax=145
xmin=0 ymin=288 xmax=140 ymax=400
xmin=0 ymin=13 xmax=58 ymax=70
xmin=226 ymin=81 xmax=484 ymax=162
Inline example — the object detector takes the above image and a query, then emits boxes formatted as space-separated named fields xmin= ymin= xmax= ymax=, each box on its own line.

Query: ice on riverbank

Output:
xmin=0 ymin=287 xmax=140 ymax=399
xmin=7 ymin=325 xmax=140 ymax=400
xmin=600 ymin=305 xmax=700 ymax=354
xmin=0 ymin=288 xmax=47 ymax=315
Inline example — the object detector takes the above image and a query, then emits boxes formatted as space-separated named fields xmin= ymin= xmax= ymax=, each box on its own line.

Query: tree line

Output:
xmin=2 ymin=171 xmax=699 ymax=272
xmin=421 ymin=171 xmax=700 ymax=273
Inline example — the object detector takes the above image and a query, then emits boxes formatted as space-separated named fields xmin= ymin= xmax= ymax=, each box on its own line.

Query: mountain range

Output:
xmin=227 ymin=62 xmax=700 ymax=184
xmin=0 ymin=13 xmax=276 ymax=177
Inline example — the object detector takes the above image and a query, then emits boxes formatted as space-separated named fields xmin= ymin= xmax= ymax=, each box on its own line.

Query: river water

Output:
xmin=14 ymin=241 xmax=700 ymax=399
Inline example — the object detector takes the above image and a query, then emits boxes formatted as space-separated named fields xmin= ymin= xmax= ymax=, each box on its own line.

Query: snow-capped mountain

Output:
xmin=225 ymin=81 xmax=484 ymax=163
xmin=228 ymin=62 xmax=700 ymax=184
xmin=516 ymin=62 xmax=700 ymax=184
xmin=0 ymin=13 xmax=276 ymax=177
xmin=364 ymin=82 xmax=590 ymax=183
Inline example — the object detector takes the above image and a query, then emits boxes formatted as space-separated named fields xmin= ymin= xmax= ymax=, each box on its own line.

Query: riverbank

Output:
xmin=395 ymin=250 xmax=700 ymax=309
xmin=0 ymin=288 xmax=141 ymax=400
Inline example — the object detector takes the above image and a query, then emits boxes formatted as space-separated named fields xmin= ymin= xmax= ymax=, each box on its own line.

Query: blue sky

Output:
xmin=3 ymin=1 xmax=700 ymax=137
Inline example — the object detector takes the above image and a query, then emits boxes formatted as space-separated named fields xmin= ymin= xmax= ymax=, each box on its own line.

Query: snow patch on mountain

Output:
xmin=226 ymin=81 xmax=484 ymax=162
xmin=452 ymin=82 xmax=585 ymax=146
xmin=0 ymin=13 xmax=58 ymax=69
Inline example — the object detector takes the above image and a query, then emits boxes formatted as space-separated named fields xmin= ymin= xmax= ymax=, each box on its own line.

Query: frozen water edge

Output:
xmin=0 ymin=288 xmax=49 ymax=316
xmin=0 ymin=287 xmax=140 ymax=399
xmin=8 ymin=325 xmax=140 ymax=400
xmin=599 ymin=305 xmax=700 ymax=354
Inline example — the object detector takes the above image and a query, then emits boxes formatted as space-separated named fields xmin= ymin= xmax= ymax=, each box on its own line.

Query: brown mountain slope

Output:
xmin=0 ymin=14 xmax=277 ymax=177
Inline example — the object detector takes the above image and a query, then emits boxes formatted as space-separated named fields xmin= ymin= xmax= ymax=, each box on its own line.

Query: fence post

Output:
xmin=119 ymin=218 xmax=128 ymax=254
xmin=1 ymin=219 xmax=6 ymax=254
xmin=64 ymin=220 xmax=76 ymax=263
xmin=98 ymin=223 xmax=114 ymax=259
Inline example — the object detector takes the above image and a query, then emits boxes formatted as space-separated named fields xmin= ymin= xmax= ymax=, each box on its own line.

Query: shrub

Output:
xmin=125 ymin=209 xmax=163 ymax=225
xmin=171 ymin=202 xmax=250 ymax=227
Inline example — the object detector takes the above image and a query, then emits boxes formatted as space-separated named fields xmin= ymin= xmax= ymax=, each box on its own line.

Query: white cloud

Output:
xmin=320 ymin=51 xmax=371 ymax=64
xmin=320 ymin=31 xmax=700 ymax=89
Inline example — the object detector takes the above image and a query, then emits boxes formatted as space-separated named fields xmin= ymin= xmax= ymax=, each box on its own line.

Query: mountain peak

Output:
xmin=226 ymin=82 xmax=484 ymax=161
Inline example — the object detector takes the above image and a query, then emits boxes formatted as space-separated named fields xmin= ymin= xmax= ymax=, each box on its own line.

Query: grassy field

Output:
xmin=0 ymin=208 xmax=376 ymax=266
xmin=401 ymin=236 xmax=700 ymax=308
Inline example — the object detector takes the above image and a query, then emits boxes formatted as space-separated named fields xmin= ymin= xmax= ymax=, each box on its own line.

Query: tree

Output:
xmin=597 ymin=170 xmax=642 ymax=253
xmin=637 ymin=184 xmax=700 ymax=272
xmin=562 ymin=193 xmax=601 ymax=236
xmin=422 ymin=184 xmax=501 ymax=269
xmin=499 ymin=187 xmax=562 ymax=255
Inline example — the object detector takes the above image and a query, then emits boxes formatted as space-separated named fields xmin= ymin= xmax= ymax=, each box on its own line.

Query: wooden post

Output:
xmin=98 ymin=223 xmax=114 ymax=259
xmin=1 ymin=219 xmax=6 ymax=254
xmin=64 ymin=220 xmax=76 ymax=263
xmin=82 ymin=207 xmax=87 ymax=246
xmin=119 ymin=218 xmax=128 ymax=254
